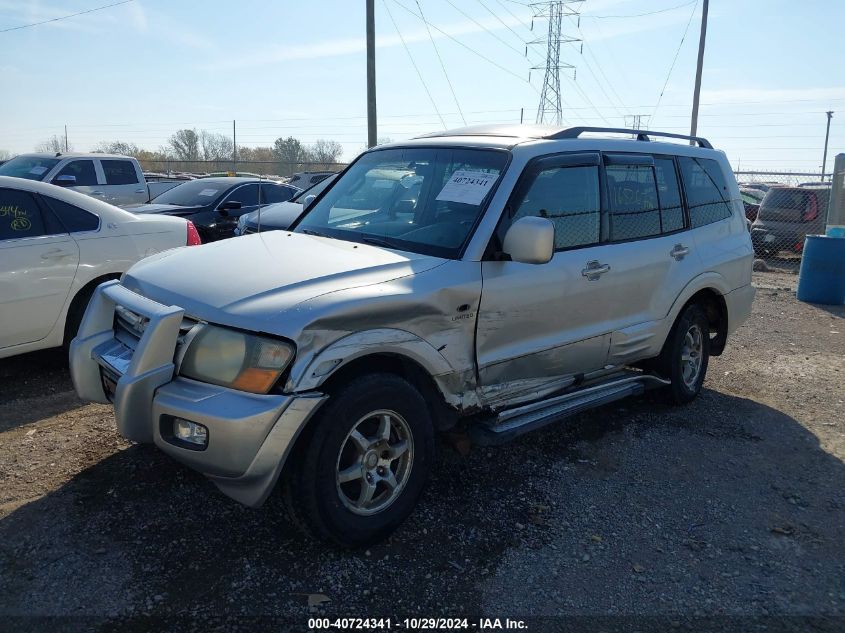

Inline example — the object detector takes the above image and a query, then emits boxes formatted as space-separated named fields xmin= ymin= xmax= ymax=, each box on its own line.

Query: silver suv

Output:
xmin=70 ymin=125 xmax=755 ymax=546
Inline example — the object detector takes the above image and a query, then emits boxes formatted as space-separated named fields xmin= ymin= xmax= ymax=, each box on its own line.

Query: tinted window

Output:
xmin=54 ymin=160 xmax=98 ymax=187
xmin=654 ymin=158 xmax=685 ymax=233
xmin=226 ymin=184 xmax=259 ymax=206
xmin=261 ymin=183 xmax=297 ymax=204
xmin=0 ymin=156 xmax=60 ymax=181
xmin=0 ymin=188 xmax=62 ymax=240
xmin=40 ymin=196 xmax=100 ymax=232
xmin=606 ymin=164 xmax=660 ymax=241
xmin=679 ymin=157 xmax=732 ymax=227
xmin=101 ymin=159 xmax=139 ymax=185
xmin=512 ymin=165 xmax=600 ymax=250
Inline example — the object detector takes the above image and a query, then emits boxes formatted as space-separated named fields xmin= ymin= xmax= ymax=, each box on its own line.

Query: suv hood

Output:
xmin=121 ymin=231 xmax=446 ymax=332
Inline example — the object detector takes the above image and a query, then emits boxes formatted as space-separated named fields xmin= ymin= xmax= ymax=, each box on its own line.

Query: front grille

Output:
xmin=113 ymin=304 xmax=197 ymax=352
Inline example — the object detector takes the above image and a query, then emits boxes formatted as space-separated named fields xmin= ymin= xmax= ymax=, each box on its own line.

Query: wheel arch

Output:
xmin=62 ymin=272 xmax=123 ymax=345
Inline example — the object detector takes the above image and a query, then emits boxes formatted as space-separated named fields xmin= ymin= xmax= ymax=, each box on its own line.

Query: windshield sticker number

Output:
xmin=435 ymin=170 xmax=498 ymax=205
xmin=198 ymin=188 xmax=218 ymax=197
xmin=29 ymin=166 xmax=48 ymax=176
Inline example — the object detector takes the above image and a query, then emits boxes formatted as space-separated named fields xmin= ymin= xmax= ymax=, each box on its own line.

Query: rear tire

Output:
xmin=283 ymin=373 xmax=435 ymax=547
xmin=62 ymin=286 xmax=95 ymax=356
xmin=655 ymin=303 xmax=710 ymax=405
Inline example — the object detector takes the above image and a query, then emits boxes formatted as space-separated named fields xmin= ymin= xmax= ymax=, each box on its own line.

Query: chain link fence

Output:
xmin=138 ymin=159 xmax=346 ymax=180
xmin=734 ymin=171 xmax=832 ymax=266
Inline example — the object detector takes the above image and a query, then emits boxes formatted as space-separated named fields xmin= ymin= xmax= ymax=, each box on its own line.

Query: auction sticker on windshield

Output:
xmin=436 ymin=170 xmax=498 ymax=205
xmin=198 ymin=189 xmax=218 ymax=197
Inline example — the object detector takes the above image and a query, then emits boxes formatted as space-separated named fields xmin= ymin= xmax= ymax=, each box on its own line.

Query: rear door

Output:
xmin=0 ymin=187 xmax=80 ymax=349
xmin=99 ymin=158 xmax=148 ymax=206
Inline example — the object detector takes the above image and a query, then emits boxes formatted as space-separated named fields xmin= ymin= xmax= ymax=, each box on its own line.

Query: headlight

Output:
xmin=179 ymin=325 xmax=294 ymax=394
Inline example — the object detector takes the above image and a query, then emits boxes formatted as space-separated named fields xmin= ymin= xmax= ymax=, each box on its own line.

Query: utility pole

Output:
xmin=690 ymin=0 xmax=709 ymax=141
xmin=64 ymin=125 xmax=68 ymax=152
xmin=366 ymin=0 xmax=377 ymax=148
xmin=233 ymin=120 xmax=237 ymax=170
xmin=531 ymin=1 xmax=584 ymax=125
xmin=822 ymin=111 xmax=833 ymax=181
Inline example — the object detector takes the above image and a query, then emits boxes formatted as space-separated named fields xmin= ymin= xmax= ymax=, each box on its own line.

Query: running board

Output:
xmin=469 ymin=374 xmax=670 ymax=446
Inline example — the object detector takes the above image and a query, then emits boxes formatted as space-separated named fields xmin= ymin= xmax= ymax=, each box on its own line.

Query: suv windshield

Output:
xmin=295 ymin=147 xmax=508 ymax=258
xmin=152 ymin=179 xmax=231 ymax=206
xmin=0 ymin=156 xmax=61 ymax=181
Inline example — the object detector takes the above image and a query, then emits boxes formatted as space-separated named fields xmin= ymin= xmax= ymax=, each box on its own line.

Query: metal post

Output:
xmin=366 ymin=0 xmax=377 ymax=148
xmin=233 ymin=120 xmax=237 ymax=171
xmin=828 ymin=153 xmax=845 ymax=233
xmin=64 ymin=125 xmax=68 ymax=152
xmin=689 ymin=0 xmax=709 ymax=141
xmin=520 ymin=107 xmax=524 ymax=124
xmin=821 ymin=111 xmax=833 ymax=181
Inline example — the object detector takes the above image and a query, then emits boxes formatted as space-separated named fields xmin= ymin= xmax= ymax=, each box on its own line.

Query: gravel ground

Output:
xmin=0 ymin=269 xmax=843 ymax=632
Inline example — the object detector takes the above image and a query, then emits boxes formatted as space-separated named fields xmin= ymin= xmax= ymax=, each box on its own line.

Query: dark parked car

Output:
xmin=740 ymin=187 xmax=765 ymax=222
xmin=235 ymin=174 xmax=338 ymax=235
xmin=126 ymin=177 xmax=300 ymax=241
xmin=750 ymin=186 xmax=830 ymax=257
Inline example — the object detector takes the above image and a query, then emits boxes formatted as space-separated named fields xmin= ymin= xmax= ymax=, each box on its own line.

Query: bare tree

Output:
xmin=94 ymin=140 xmax=142 ymax=156
xmin=168 ymin=129 xmax=201 ymax=161
xmin=0 ymin=149 xmax=12 ymax=161
xmin=35 ymin=135 xmax=72 ymax=153
xmin=199 ymin=130 xmax=234 ymax=161
xmin=307 ymin=139 xmax=343 ymax=166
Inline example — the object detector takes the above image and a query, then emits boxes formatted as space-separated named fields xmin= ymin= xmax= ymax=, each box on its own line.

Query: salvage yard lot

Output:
xmin=1 ymin=269 xmax=843 ymax=626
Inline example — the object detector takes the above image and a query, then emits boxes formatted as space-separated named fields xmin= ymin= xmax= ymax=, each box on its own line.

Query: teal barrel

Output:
xmin=796 ymin=235 xmax=845 ymax=305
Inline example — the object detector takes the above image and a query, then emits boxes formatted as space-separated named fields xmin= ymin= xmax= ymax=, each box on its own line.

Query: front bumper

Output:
xmin=69 ymin=280 xmax=326 ymax=507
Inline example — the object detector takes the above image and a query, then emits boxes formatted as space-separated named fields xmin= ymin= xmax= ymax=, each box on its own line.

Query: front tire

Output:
xmin=656 ymin=303 xmax=710 ymax=405
xmin=284 ymin=373 xmax=435 ymax=547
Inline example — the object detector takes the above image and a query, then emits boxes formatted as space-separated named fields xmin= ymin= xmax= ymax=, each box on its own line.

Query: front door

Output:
xmin=476 ymin=153 xmax=618 ymax=407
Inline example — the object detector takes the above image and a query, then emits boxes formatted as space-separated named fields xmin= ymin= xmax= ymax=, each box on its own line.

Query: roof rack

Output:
xmin=549 ymin=127 xmax=713 ymax=149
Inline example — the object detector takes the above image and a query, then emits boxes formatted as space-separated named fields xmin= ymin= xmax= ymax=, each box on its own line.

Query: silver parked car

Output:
xmin=70 ymin=125 xmax=754 ymax=546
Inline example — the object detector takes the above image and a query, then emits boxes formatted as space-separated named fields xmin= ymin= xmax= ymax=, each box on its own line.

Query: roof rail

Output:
xmin=549 ymin=127 xmax=713 ymax=149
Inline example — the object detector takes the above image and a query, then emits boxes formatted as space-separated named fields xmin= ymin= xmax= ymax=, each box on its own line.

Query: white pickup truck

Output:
xmin=0 ymin=153 xmax=183 ymax=207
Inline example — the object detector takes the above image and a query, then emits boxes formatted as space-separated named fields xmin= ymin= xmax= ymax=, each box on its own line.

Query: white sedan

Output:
xmin=0 ymin=175 xmax=201 ymax=359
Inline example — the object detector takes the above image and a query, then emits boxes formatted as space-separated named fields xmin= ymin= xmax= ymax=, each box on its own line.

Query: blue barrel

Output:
xmin=796 ymin=235 xmax=845 ymax=305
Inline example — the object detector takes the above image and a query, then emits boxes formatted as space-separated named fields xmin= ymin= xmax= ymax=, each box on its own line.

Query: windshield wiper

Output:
xmin=360 ymin=236 xmax=398 ymax=249
xmin=301 ymin=228 xmax=330 ymax=238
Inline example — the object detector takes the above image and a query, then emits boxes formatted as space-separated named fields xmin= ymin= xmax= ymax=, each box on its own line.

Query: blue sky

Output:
xmin=0 ymin=0 xmax=843 ymax=173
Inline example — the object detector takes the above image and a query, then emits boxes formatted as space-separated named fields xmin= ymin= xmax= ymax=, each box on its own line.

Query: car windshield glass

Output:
xmin=0 ymin=156 xmax=61 ymax=181
xmin=292 ymin=174 xmax=337 ymax=202
xmin=295 ymin=147 xmax=508 ymax=258
xmin=151 ymin=179 xmax=230 ymax=206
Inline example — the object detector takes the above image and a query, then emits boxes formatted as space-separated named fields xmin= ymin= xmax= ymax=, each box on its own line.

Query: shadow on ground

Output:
xmin=1 ymin=388 xmax=843 ymax=626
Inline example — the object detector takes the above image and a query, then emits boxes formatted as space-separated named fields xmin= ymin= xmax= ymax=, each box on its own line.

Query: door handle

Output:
xmin=91 ymin=191 xmax=105 ymax=196
xmin=41 ymin=248 xmax=72 ymax=260
xmin=135 ymin=188 xmax=146 ymax=194
xmin=581 ymin=260 xmax=611 ymax=280
xmin=670 ymin=244 xmax=690 ymax=260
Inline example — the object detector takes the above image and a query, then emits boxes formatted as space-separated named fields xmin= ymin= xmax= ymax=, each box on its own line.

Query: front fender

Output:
xmin=287 ymin=328 xmax=456 ymax=393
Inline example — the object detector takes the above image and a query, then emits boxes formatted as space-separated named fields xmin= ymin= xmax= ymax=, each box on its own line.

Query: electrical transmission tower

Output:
xmin=530 ymin=1 xmax=585 ymax=125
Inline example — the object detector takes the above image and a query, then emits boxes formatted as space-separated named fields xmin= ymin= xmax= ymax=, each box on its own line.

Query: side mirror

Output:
xmin=302 ymin=194 xmax=317 ymax=209
xmin=218 ymin=200 xmax=242 ymax=216
xmin=502 ymin=216 xmax=554 ymax=264
xmin=52 ymin=174 xmax=77 ymax=187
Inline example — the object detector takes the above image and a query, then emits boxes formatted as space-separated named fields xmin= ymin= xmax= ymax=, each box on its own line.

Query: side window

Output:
xmin=101 ymin=159 xmax=139 ymax=185
xmin=606 ymin=163 xmax=661 ymax=241
xmin=512 ymin=165 xmax=600 ymax=250
xmin=40 ymin=196 xmax=100 ymax=232
xmin=0 ymin=188 xmax=62 ymax=240
xmin=654 ymin=158 xmax=685 ymax=233
xmin=226 ymin=184 xmax=259 ymax=207
xmin=678 ymin=157 xmax=732 ymax=227
xmin=261 ymin=184 xmax=296 ymax=204
xmin=53 ymin=160 xmax=98 ymax=187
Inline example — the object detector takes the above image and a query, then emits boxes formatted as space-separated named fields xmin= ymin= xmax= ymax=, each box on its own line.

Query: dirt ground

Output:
xmin=1 ymin=268 xmax=843 ymax=632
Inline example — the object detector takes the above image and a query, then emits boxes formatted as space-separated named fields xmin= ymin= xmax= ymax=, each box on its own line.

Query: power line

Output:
xmin=389 ymin=0 xmax=540 ymax=92
xmin=584 ymin=0 xmax=697 ymax=19
xmin=382 ymin=0 xmax=447 ymax=129
xmin=443 ymin=0 xmax=526 ymax=57
xmin=0 ymin=0 xmax=134 ymax=34
xmin=414 ymin=0 xmax=466 ymax=125
xmin=651 ymin=0 xmax=700 ymax=124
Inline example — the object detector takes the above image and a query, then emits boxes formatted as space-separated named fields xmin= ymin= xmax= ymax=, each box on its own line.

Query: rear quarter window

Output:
xmin=678 ymin=157 xmax=733 ymax=228
xmin=40 ymin=196 xmax=100 ymax=232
